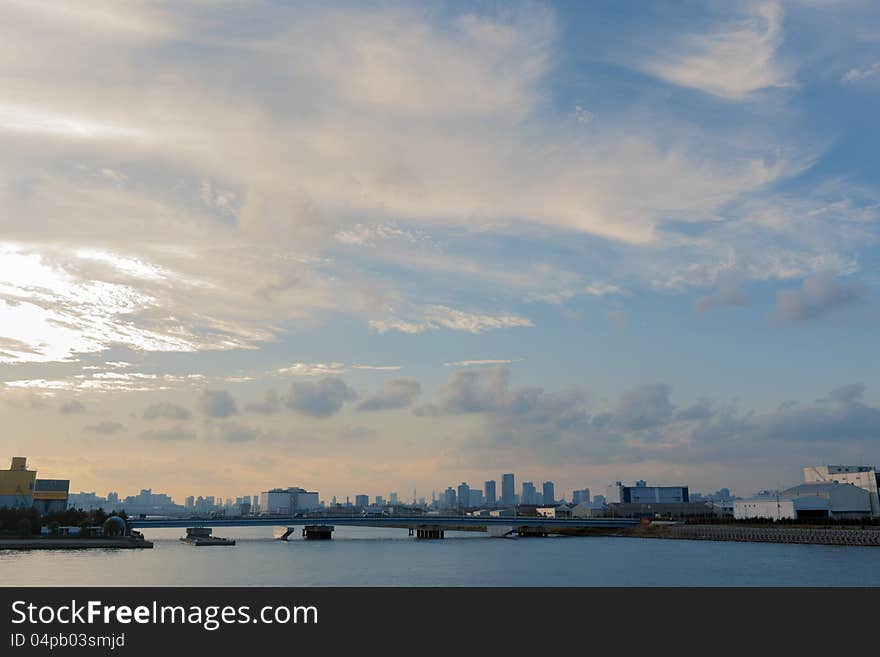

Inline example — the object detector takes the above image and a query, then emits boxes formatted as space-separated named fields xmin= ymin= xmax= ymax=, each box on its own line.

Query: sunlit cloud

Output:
xmin=0 ymin=104 xmax=147 ymax=141
xmin=278 ymin=363 xmax=347 ymax=377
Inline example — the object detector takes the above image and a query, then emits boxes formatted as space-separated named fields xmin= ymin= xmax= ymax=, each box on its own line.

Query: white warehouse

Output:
xmin=734 ymin=482 xmax=872 ymax=520
xmin=259 ymin=487 xmax=320 ymax=515
xmin=803 ymin=465 xmax=880 ymax=516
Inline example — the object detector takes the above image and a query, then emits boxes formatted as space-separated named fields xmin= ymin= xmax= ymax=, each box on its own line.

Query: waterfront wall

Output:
xmin=0 ymin=537 xmax=153 ymax=550
xmin=666 ymin=524 xmax=880 ymax=546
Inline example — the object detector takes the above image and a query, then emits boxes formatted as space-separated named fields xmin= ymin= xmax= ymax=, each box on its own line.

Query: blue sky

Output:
xmin=0 ymin=0 xmax=878 ymax=501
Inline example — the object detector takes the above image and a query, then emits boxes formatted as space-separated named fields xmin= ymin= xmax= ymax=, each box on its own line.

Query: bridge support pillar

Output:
xmin=517 ymin=526 xmax=549 ymax=537
xmin=276 ymin=527 xmax=295 ymax=541
xmin=414 ymin=526 xmax=444 ymax=539
xmin=302 ymin=525 xmax=334 ymax=540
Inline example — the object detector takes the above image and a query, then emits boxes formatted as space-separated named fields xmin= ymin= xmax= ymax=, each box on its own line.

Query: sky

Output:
xmin=1 ymin=0 xmax=879 ymax=503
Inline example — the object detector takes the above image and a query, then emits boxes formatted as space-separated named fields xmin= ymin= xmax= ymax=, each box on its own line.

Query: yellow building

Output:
xmin=0 ymin=457 xmax=37 ymax=508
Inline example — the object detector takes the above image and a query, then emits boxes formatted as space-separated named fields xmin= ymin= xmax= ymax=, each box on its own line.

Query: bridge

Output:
xmin=129 ymin=514 xmax=641 ymax=539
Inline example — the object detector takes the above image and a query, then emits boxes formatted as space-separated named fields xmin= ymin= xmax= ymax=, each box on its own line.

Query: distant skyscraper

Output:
xmin=457 ymin=482 xmax=470 ymax=508
xmin=542 ymin=481 xmax=555 ymax=505
xmin=469 ymin=489 xmax=483 ymax=507
xmin=389 ymin=492 xmax=398 ymax=505
xmin=355 ymin=494 xmax=369 ymax=508
xmin=107 ymin=491 xmax=119 ymax=506
xmin=501 ymin=473 xmax=515 ymax=506
xmin=484 ymin=480 xmax=497 ymax=506
xmin=521 ymin=481 xmax=537 ymax=505
xmin=375 ymin=495 xmax=384 ymax=506
xmin=443 ymin=487 xmax=456 ymax=509
xmin=572 ymin=488 xmax=591 ymax=505
xmin=185 ymin=495 xmax=194 ymax=509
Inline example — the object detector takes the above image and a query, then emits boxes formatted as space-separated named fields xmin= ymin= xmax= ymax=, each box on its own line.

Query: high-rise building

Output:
xmin=389 ymin=492 xmax=398 ymax=505
xmin=107 ymin=491 xmax=119 ymax=506
xmin=521 ymin=481 xmax=537 ymax=505
xmin=354 ymin=494 xmax=369 ymax=508
xmin=501 ymin=473 xmax=515 ymax=506
xmin=443 ymin=487 xmax=456 ymax=509
xmin=572 ymin=488 xmax=591 ymax=505
xmin=457 ymin=482 xmax=470 ymax=508
xmin=542 ymin=481 xmax=555 ymax=505
xmin=185 ymin=495 xmax=195 ymax=509
xmin=469 ymin=489 xmax=483 ymax=507
xmin=484 ymin=480 xmax=497 ymax=506
xmin=375 ymin=495 xmax=385 ymax=506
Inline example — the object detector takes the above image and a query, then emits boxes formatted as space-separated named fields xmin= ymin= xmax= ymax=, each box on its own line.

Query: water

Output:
xmin=2 ymin=526 xmax=878 ymax=586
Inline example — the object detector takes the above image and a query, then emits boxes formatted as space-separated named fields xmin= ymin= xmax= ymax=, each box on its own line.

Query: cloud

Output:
xmin=207 ymin=422 xmax=271 ymax=444
xmin=641 ymin=1 xmax=790 ymax=99
xmin=277 ymin=362 xmax=346 ymax=376
xmin=198 ymin=389 xmax=238 ymax=418
xmin=82 ymin=421 xmax=125 ymax=435
xmin=245 ymin=390 xmax=281 ymax=415
xmin=612 ymin=384 xmax=675 ymax=431
xmin=583 ymin=283 xmax=626 ymax=297
xmin=370 ymin=306 xmax=533 ymax=335
xmin=284 ymin=378 xmax=358 ymax=417
xmin=842 ymin=62 xmax=880 ymax=83
xmin=143 ymin=402 xmax=192 ymax=421
xmin=418 ymin=367 xmax=578 ymax=418
xmin=823 ymin=383 xmax=865 ymax=404
xmin=749 ymin=386 xmax=880 ymax=442
xmin=0 ymin=1 xmax=839 ymax=367
xmin=139 ymin=426 xmax=196 ymax=442
xmin=59 ymin=399 xmax=87 ymax=414
xmin=771 ymin=273 xmax=867 ymax=323
xmin=430 ymin=370 xmax=880 ymax=469
xmin=694 ymin=271 xmax=750 ymax=313
xmin=356 ymin=378 xmax=421 ymax=411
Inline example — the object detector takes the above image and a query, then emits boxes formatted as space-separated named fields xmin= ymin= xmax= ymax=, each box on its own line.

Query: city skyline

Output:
xmin=2 ymin=1 xmax=880 ymax=501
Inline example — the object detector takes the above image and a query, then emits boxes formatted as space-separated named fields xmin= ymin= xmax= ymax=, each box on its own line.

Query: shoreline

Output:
xmin=0 ymin=537 xmax=154 ymax=550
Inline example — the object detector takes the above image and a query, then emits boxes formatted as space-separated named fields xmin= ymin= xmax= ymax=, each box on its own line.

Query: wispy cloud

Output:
xmin=842 ymin=61 xmax=880 ymax=83
xmin=370 ymin=306 xmax=533 ymax=335
xmin=641 ymin=1 xmax=790 ymax=100
xmin=278 ymin=363 xmax=347 ymax=377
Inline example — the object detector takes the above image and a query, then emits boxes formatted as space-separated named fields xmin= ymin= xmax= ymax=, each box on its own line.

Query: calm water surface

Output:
xmin=2 ymin=526 xmax=878 ymax=586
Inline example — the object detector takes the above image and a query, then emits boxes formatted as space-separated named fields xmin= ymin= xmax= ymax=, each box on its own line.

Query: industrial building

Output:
xmin=0 ymin=457 xmax=36 ymax=507
xmin=33 ymin=479 xmax=70 ymax=514
xmin=803 ymin=465 xmax=880 ymax=516
xmin=0 ymin=457 xmax=69 ymax=512
xmin=259 ymin=487 xmax=320 ymax=515
xmin=606 ymin=480 xmax=689 ymax=504
xmin=608 ymin=502 xmax=712 ymax=518
xmin=734 ymin=482 xmax=872 ymax=520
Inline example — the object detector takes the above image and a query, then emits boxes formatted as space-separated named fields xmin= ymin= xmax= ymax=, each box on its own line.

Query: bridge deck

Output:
xmin=129 ymin=515 xmax=640 ymax=530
